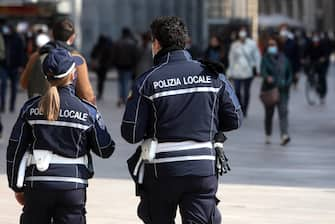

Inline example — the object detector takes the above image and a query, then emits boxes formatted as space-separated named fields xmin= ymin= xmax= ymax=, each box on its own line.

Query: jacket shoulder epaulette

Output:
xmin=20 ymin=96 xmax=41 ymax=116
xmin=80 ymin=98 xmax=97 ymax=110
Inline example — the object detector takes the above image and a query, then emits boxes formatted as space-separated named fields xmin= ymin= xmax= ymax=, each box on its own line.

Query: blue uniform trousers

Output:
xmin=20 ymin=189 xmax=86 ymax=224
xmin=138 ymin=175 xmax=221 ymax=224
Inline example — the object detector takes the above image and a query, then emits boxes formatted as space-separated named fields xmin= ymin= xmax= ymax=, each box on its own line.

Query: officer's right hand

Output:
xmin=15 ymin=192 xmax=24 ymax=206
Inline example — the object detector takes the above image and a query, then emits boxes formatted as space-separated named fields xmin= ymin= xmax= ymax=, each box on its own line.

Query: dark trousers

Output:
xmin=233 ymin=77 xmax=253 ymax=117
xmin=264 ymin=93 xmax=289 ymax=137
xmin=316 ymin=64 xmax=328 ymax=99
xmin=20 ymin=189 xmax=86 ymax=224
xmin=117 ymin=69 xmax=133 ymax=103
xmin=138 ymin=175 xmax=221 ymax=224
xmin=0 ymin=67 xmax=19 ymax=112
xmin=96 ymin=67 xmax=108 ymax=100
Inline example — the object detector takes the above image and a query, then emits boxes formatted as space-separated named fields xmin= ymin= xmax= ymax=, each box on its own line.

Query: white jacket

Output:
xmin=227 ymin=38 xmax=261 ymax=80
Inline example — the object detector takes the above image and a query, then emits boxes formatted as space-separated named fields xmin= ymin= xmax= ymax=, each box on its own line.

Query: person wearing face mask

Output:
xmin=261 ymin=37 xmax=292 ymax=145
xmin=227 ymin=27 xmax=261 ymax=117
xmin=31 ymin=18 xmax=96 ymax=105
xmin=304 ymin=32 xmax=330 ymax=104
xmin=279 ymin=26 xmax=300 ymax=88
xmin=20 ymin=33 xmax=50 ymax=98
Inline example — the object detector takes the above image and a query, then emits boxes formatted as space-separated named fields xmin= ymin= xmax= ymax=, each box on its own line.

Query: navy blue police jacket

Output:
xmin=121 ymin=49 xmax=242 ymax=177
xmin=7 ymin=85 xmax=115 ymax=192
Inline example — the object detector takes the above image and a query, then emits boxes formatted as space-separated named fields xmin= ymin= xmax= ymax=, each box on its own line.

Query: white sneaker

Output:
xmin=265 ymin=135 xmax=271 ymax=144
xmin=280 ymin=134 xmax=290 ymax=146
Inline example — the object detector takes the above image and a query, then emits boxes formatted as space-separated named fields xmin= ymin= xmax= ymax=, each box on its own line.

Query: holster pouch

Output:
xmin=16 ymin=152 xmax=30 ymax=188
xmin=127 ymin=146 xmax=143 ymax=196
xmin=33 ymin=150 xmax=53 ymax=172
xmin=140 ymin=138 xmax=158 ymax=162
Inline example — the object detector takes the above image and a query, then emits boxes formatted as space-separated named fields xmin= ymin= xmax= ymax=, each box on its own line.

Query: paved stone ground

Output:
xmin=0 ymin=67 xmax=335 ymax=223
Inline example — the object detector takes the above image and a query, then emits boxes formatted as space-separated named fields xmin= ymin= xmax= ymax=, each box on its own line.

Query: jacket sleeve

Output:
xmin=285 ymin=58 xmax=293 ymax=87
xmin=74 ymin=54 xmax=96 ymax=105
xmin=261 ymin=56 xmax=272 ymax=79
xmin=6 ymin=109 xmax=32 ymax=192
xmin=20 ymin=52 xmax=39 ymax=89
xmin=252 ymin=41 xmax=261 ymax=73
xmin=87 ymin=108 xmax=115 ymax=158
xmin=218 ymin=74 xmax=243 ymax=131
xmin=121 ymin=81 xmax=151 ymax=144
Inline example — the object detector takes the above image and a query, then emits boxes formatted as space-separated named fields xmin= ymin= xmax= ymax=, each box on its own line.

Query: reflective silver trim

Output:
xmin=28 ymin=120 xmax=90 ymax=130
xmin=53 ymin=63 xmax=75 ymax=78
xmin=156 ymin=141 xmax=213 ymax=153
xmin=149 ymin=155 xmax=215 ymax=164
xmin=149 ymin=87 xmax=221 ymax=100
xmin=29 ymin=154 xmax=88 ymax=166
xmin=25 ymin=176 xmax=88 ymax=184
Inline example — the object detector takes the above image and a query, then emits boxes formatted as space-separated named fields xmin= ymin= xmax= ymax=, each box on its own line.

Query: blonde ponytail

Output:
xmin=39 ymin=84 xmax=60 ymax=121
xmin=39 ymin=68 xmax=74 ymax=121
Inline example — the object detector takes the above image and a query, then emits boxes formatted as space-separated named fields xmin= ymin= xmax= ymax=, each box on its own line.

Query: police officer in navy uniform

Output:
xmin=6 ymin=48 xmax=115 ymax=224
xmin=121 ymin=16 xmax=242 ymax=224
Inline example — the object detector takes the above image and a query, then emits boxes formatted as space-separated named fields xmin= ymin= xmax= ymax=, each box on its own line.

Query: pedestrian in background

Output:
xmin=90 ymin=34 xmax=113 ymax=100
xmin=0 ymin=29 xmax=5 ymax=138
xmin=134 ymin=31 xmax=152 ymax=78
xmin=20 ymin=33 xmax=50 ymax=98
xmin=304 ymin=32 xmax=330 ymax=104
xmin=0 ymin=23 xmax=25 ymax=112
xmin=227 ymin=26 xmax=261 ymax=118
xmin=7 ymin=48 xmax=115 ymax=224
xmin=39 ymin=18 xmax=96 ymax=104
xmin=112 ymin=27 xmax=138 ymax=107
xmin=185 ymin=36 xmax=203 ymax=59
xmin=204 ymin=35 xmax=224 ymax=63
xmin=279 ymin=25 xmax=300 ymax=88
xmin=261 ymin=36 xmax=292 ymax=145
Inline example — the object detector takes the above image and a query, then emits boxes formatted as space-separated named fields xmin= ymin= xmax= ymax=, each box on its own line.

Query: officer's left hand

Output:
xmin=15 ymin=192 xmax=25 ymax=206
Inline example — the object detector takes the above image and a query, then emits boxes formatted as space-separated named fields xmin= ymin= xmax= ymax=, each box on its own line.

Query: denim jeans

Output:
xmin=233 ymin=77 xmax=253 ymax=117
xmin=0 ymin=66 xmax=19 ymax=112
xmin=117 ymin=69 xmax=133 ymax=103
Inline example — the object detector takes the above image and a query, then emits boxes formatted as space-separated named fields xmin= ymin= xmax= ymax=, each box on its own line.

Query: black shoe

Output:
xmin=117 ymin=100 xmax=124 ymax=108
xmin=0 ymin=122 xmax=3 ymax=139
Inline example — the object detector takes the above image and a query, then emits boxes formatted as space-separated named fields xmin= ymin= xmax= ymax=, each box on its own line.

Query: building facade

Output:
xmin=207 ymin=0 xmax=259 ymax=39
xmin=81 ymin=0 xmax=205 ymax=57
xmin=259 ymin=0 xmax=335 ymax=32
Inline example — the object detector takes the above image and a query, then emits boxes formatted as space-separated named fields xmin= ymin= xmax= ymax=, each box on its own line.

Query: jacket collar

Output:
xmin=153 ymin=46 xmax=192 ymax=66
xmin=58 ymin=84 xmax=76 ymax=95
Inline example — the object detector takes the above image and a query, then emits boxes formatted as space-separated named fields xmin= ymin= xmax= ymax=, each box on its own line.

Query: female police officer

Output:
xmin=6 ymin=48 xmax=115 ymax=224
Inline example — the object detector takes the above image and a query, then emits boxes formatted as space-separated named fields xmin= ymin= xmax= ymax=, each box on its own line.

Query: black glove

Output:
xmin=214 ymin=132 xmax=230 ymax=176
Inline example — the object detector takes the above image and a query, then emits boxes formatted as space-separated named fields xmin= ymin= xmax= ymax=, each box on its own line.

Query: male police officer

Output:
xmin=20 ymin=18 xmax=96 ymax=104
xmin=121 ymin=16 xmax=242 ymax=224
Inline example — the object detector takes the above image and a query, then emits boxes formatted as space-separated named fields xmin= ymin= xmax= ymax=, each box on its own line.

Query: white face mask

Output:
xmin=151 ymin=43 xmax=155 ymax=58
xmin=2 ymin=26 xmax=10 ymax=35
xmin=239 ymin=30 xmax=247 ymax=38
xmin=312 ymin=36 xmax=320 ymax=43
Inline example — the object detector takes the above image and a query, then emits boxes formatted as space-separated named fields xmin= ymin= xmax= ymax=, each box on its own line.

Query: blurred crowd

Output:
xmin=0 ymin=19 xmax=334 ymax=144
